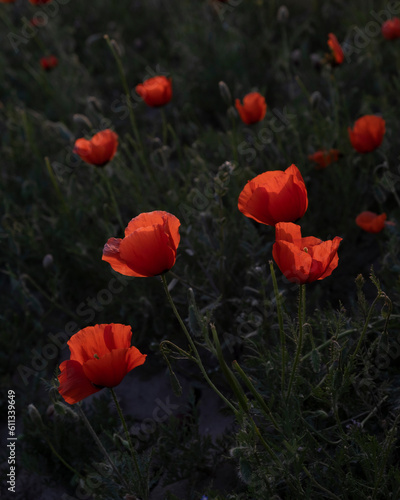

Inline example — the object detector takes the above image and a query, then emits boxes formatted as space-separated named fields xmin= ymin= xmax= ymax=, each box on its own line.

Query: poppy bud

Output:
xmin=28 ymin=404 xmax=45 ymax=430
xmin=42 ymin=253 xmax=54 ymax=269
xmin=277 ymin=5 xmax=289 ymax=22
xmin=73 ymin=114 xmax=93 ymax=130
xmin=219 ymin=81 xmax=232 ymax=106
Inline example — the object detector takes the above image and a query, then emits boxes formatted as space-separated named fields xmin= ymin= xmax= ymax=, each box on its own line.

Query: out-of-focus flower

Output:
xmin=58 ymin=324 xmax=146 ymax=405
xmin=238 ymin=164 xmax=308 ymax=226
xmin=308 ymin=149 xmax=341 ymax=169
xmin=135 ymin=76 xmax=172 ymax=107
xmin=272 ymin=222 xmax=342 ymax=284
xmin=235 ymin=92 xmax=267 ymax=125
xmin=40 ymin=55 xmax=58 ymax=71
xmin=30 ymin=0 xmax=52 ymax=4
xmin=327 ymin=33 xmax=344 ymax=65
xmin=103 ymin=211 xmax=181 ymax=277
xmin=348 ymin=115 xmax=386 ymax=153
xmin=355 ymin=211 xmax=387 ymax=233
xmin=73 ymin=129 xmax=118 ymax=166
xmin=382 ymin=17 xmax=400 ymax=40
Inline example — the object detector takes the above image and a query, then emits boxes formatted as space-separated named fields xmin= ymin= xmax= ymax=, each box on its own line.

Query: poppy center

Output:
xmin=94 ymin=353 xmax=99 ymax=359
xmin=303 ymin=247 xmax=308 ymax=253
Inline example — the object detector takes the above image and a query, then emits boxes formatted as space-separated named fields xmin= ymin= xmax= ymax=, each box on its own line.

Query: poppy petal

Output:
xmin=58 ymin=359 xmax=101 ymax=404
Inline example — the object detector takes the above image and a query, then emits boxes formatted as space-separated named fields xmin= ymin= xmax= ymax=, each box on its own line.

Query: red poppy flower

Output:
xmin=103 ymin=211 xmax=181 ymax=277
xmin=382 ymin=17 xmax=400 ymax=40
xmin=74 ymin=129 xmax=118 ymax=166
xmin=355 ymin=211 xmax=387 ymax=233
xmin=135 ymin=76 xmax=172 ymax=107
xmin=348 ymin=115 xmax=385 ymax=153
xmin=30 ymin=0 xmax=52 ymax=4
xmin=40 ymin=55 xmax=58 ymax=71
xmin=238 ymin=164 xmax=308 ymax=226
xmin=327 ymin=33 xmax=344 ymax=65
xmin=272 ymin=222 xmax=342 ymax=284
xmin=58 ymin=323 xmax=146 ymax=405
xmin=235 ymin=92 xmax=267 ymax=125
xmin=308 ymin=149 xmax=341 ymax=169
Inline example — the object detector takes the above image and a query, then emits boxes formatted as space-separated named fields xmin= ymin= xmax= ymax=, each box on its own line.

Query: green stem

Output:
xmin=104 ymin=35 xmax=146 ymax=168
xmin=286 ymin=284 xmax=305 ymax=402
xmin=161 ymin=108 xmax=168 ymax=145
xmin=45 ymin=157 xmax=68 ymax=214
xmin=233 ymin=360 xmax=280 ymax=431
xmin=160 ymin=274 xmax=237 ymax=414
xmin=45 ymin=437 xmax=83 ymax=479
xmin=110 ymin=388 xmax=147 ymax=499
xmin=98 ymin=168 xmax=125 ymax=233
xmin=269 ymin=261 xmax=286 ymax=393
xmin=76 ymin=404 xmax=131 ymax=494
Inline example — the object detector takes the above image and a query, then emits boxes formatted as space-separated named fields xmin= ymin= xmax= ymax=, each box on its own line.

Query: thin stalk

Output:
xmin=76 ymin=404 xmax=131 ymax=494
xmin=104 ymin=35 xmax=146 ymax=168
xmin=45 ymin=437 xmax=83 ymax=479
xmin=98 ymin=169 xmax=125 ymax=233
xmin=160 ymin=274 xmax=237 ymax=414
xmin=161 ymin=109 xmax=168 ymax=145
xmin=45 ymin=157 xmax=68 ymax=214
xmin=286 ymin=284 xmax=305 ymax=402
xmin=110 ymin=388 xmax=147 ymax=499
xmin=269 ymin=261 xmax=286 ymax=392
xmin=233 ymin=360 xmax=280 ymax=432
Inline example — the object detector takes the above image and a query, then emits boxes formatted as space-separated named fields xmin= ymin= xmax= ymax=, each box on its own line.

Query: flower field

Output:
xmin=1 ymin=0 xmax=400 ymax=498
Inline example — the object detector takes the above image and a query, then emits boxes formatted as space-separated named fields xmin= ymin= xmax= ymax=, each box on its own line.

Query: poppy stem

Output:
xmin=160 ymin=274 xmax=237 ymax=414
xmin=269 ymin=261 xmax=286 ymax=394
xmin=286 ymin=284 xmax=306 ymax=402
xmin=104 ymin=35 xmax=147 ymax=169
xmin=161 ymin=109 xmax=168 ymax=145
xmin=76 ymin=404 xmax=133 ymax=496
xmin=44 ymin=157 xmax=69 ymax=214
xmin=44 ymin=436 xmax=84 ymax=480
xmin=110 ymin=388 xmax=148 ymax=499
xmin=98 ymin=168 xmax=125 ymax=233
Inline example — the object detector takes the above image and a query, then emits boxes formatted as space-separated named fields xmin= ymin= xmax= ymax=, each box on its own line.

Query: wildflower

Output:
xmin=235 ymin=92 xmax=267 ymax=124
xmin=308 ymin=149 xmax=341 ymax=169
xmin=58 ymin=323 xmax=146 ymax=404
xmin=355 ymin=211 xmax=387 ymax=233
xmin=272 ymin=222 xmax=342 ymax=284
xmin=382 ymin=17 xmax=400 ymax=40
xmin=135 ymin=75 xmax=172 ymax=107
xmin=40 ymin=55 xmax=58 ymax=71
xmin=103 ymin=211 xmax=181 ymax=277
xmin=238 ymin=164 xmax=308 ymax=226
xmin=73 ymin=129 xmax=118 ymax=166
xmin=327 ymin=33 xmax=344 ymax=65
xmin=348 ymin=115 xmax=386 ymax=153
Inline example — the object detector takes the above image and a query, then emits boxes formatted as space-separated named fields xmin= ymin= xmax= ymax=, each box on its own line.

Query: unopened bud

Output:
xmin=227 ymin=105 xmax=237 ymax=120
xmin=219 ymin=81 xmax=232 ymax=106
xmin=111 ymin=38 xmax=123 ymax=57
xmin=309 ymin=91 xmax=322 ymax=109
xmin=28 ymin=404 xmax=44 ymax=429
xmin=73 ymin=114 xmax=92 ymax=129
xmin=87 ymin=96 xmax=103 ymax=113
xmin=42 ymin=254 xmax=54 ymax=269
xmin=113 ymin=433 xmax=129 ymax=449
xmin=290 ymin=49 xmax=301 ymax=66
xmin=310 ymin=53 xmax=322 ymax=71
xmin=277 ymin=5 xmax=289 ymax=22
